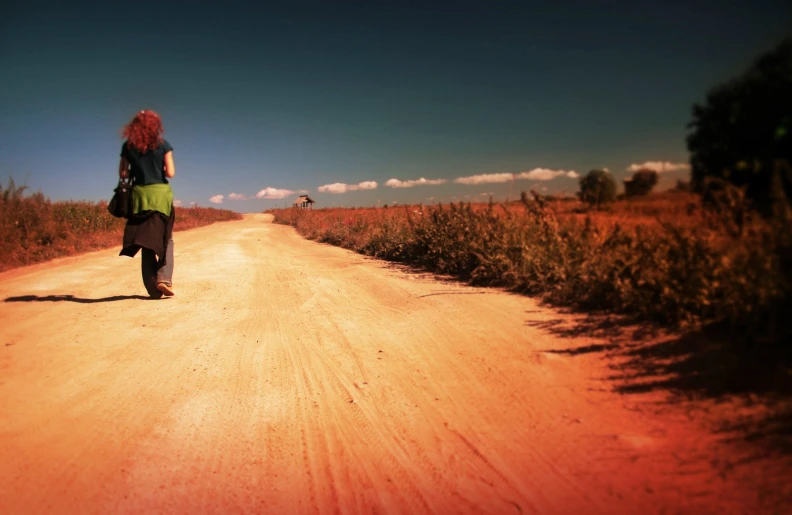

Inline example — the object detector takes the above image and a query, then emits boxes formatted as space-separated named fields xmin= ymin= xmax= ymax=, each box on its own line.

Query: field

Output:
xmin=0 ymin=179 xmax=242 ymax=272
xmin=270 ymin=191 xmax=792 ymax=348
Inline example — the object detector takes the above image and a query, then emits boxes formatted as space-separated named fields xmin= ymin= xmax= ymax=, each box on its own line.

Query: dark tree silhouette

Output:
xmin=686 ymin=38 xmax=792 ymax=212
xmin=624 ymin=168 xmax=659 ymax=197
xmin=673 ymin=179 xmax=692 ymax=192
xmin=578 ymin=169 xmax=617 ymax=208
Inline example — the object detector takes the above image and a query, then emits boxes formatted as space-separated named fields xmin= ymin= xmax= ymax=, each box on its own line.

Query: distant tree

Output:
xmin=624 ymin=168 xmax=659 ymax=197
xmin=578 ymin=169 xmax=617 ymax=208
xmin=672 ymin=179 xmax=692 ymax=192
xmin=686 ymin=37 xmax=792 ymax=213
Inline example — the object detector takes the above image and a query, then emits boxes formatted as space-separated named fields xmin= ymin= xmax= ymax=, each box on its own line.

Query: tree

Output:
xmin=624 ymin=168 xmax=659 ymax=197
xmin=686 ymin=37 xmax=792 ymax=212
xmin=672 ymin=179 xmax=692 ymax=192
xmin=578 ymin=169 xmax=617 ymax=208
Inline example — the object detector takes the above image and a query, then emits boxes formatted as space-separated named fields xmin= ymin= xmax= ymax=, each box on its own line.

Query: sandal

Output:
xmin=156 ymin=282 xmax=175 ymax=297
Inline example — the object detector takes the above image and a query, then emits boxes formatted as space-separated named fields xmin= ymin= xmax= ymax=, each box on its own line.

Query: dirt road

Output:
xmin=0 ymin=214 xmax=785 ymax=514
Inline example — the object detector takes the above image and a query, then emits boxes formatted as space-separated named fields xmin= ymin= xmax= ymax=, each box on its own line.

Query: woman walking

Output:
xmin=118 ymin=110 xmax=177 ymax=298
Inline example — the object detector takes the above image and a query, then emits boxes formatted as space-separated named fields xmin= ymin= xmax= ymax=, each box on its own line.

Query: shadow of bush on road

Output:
xmin=525 ymin=312 xmax=660 ymax=350
xmin=531 ymin=312 xmax=792 ymax=458
xmin=611 ymin=324 xmax=792 ymax=398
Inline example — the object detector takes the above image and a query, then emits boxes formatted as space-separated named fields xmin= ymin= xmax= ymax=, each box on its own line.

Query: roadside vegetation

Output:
xmin=270 ymin=185 xmax=791 ymax=345
xmin=0 ymin=178 xmax=242 ymax=272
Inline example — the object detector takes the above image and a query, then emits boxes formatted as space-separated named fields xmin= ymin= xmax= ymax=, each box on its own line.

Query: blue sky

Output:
xmin=1 ymin=1 xmax=790 ymax=211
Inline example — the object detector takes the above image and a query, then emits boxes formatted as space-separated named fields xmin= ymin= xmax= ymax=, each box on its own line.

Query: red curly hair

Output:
xmin=122 ymin=110 xmax=164 ymax=153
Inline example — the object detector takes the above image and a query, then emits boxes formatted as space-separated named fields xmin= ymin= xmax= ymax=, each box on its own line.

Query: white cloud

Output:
xmin=228 ymin=193 xmax=248 ymax=200
xmin=298 ymin=189 xmax=310 ymax=194
xmin=454 ymin=173 xmax=515 ymax=185
xmin=173 ymin=199 xmax=183 ymax=207
xmin=518 ymin=168 xmax=579 ymax=181
xmin=317 ymin=181 xmax=378 ymax=194
xmin=454 ymin=168 xmax=577 ymax=185
xmin=384 ymin=177 xmax=448 ymax=188
xmin=209 ymin=195 xmax=224 ymax=204
xmin=317 ymin=183 xmax=349 ymax=194
xmin=189 ymin=201 xmax=198 ymax=208
xmin=256 ymin=187 xmax=295 ymax=199
xmin=626 ymin=161 xmax=690 ymax=173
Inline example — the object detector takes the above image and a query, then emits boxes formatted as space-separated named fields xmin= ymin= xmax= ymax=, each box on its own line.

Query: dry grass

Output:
xmin=0 ymin=179 xmax=242 ymax=272
xmin=270 ymin=191 xmax=792 ymax=346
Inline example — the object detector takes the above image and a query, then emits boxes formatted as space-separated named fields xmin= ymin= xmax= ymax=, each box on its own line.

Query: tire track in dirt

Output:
xmin=265 ymin=270 xmax=434 ymax=514
xmin=258 ymin=233 xmax=620 ymax=514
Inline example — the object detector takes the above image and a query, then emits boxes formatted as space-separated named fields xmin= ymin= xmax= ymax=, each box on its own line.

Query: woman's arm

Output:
xmin=119 ymin=156 xmax=129 ymax=179
xmin=164 ymin=151 xmax=176 ymax=178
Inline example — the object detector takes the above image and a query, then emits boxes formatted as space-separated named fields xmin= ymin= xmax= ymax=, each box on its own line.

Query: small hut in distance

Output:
xmin=293 ymin=195 xmax=315 ymax=209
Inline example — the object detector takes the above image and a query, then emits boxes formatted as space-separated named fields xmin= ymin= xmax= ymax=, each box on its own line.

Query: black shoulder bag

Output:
xmin=107 ymin=178 xmax=134 ymax=219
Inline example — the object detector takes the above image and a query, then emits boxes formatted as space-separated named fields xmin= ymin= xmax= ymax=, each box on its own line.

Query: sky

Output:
xmin=1 ymin=0 xmax=790 ymax=212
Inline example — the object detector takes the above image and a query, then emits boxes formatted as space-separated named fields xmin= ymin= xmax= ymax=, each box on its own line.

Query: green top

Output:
xmin=132 ymin=183 xmax=173 ymax=217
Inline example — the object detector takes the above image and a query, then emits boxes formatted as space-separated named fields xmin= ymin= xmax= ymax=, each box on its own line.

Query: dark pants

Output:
xmin=141 ymin=238 xmax=174 ymax=298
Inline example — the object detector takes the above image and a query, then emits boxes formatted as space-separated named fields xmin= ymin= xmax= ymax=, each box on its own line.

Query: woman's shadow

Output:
xmin=4 ymin=294 xmax=154 ymax=303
